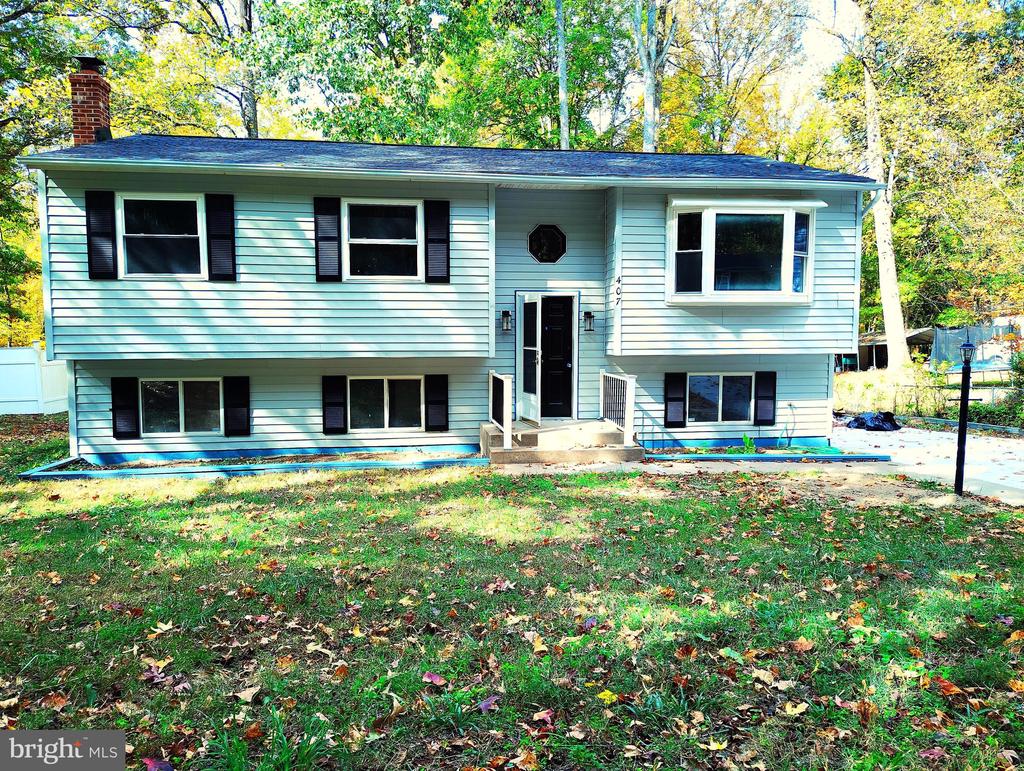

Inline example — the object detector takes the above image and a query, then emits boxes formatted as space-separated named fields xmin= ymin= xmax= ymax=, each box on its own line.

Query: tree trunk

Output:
xmin=642 ymin=66 xmax=657 ymax=152
xmin=863 ymin=61 xmax=910 ymax=370
xmin=239 ymin=0 xmax=259 ymax=139
xmin=555 ymin=0 xmax=569 ymax=150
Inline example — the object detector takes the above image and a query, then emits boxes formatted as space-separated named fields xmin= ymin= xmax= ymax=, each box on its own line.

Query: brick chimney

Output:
xmin=70 ymin=56 xmax=111 ymax=146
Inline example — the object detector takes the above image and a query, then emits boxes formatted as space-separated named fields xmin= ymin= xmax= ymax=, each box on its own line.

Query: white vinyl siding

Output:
xmin=73 ymin=358 xmax=486 ymax=463
xmin=614 ymin=354 xmax=834 ymax=445
xmin=44 ymin=172 xmax=491 ymax=359
xmin=493 ymin=188 xmax=608 ymax=420
xmin=618 ymin=188 xmax=859 ymax=355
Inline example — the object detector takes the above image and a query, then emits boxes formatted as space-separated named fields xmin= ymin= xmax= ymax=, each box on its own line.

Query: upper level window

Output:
xmin=667 ymin=200 xmax=822 ymax=304
xmin=118 ymin=194 xmax=206 ymax=277
xmin=342 ymin=200 xmax=424 ymax=280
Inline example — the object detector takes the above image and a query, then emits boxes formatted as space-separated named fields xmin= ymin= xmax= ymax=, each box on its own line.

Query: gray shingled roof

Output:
xmin=22 ymin=134 xmax=878 ymax=186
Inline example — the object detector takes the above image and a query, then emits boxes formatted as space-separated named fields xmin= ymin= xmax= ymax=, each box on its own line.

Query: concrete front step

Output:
xmin=487 ymin=445 xmax=646 ymax=465
xmin=483 ymin=419 xmax=625 ymax=450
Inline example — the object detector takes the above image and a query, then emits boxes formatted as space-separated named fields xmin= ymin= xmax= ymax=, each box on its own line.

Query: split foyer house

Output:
xmin=22 ymin=58 xmax=883 ymax=464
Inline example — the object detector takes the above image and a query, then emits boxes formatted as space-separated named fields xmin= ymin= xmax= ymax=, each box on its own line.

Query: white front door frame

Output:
xmin=515 ymin=290 xmax=579 ymax=424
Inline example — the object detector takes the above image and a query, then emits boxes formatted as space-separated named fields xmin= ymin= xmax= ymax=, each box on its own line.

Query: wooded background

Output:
xmin=2 ymin=0 xmax=1022 ymax=363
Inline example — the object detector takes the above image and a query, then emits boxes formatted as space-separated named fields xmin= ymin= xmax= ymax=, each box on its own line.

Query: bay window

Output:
xmin=667 ymin=200 xmax=821 ymax=303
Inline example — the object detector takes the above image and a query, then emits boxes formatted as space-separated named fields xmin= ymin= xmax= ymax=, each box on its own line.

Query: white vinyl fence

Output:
xmin=0 ymin=343 xmax=67 ymax=414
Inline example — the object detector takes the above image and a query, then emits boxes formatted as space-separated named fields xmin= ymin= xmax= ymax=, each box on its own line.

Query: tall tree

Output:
xmin=673 ymin=0 xmax=805 ymax=152
xmin=441 ymin=0 xmax=632 ymax=148
xmin=555 ymin=0 xmax=569 ymax=149
xmin=631 ymin=0 xmax=678 ymax=152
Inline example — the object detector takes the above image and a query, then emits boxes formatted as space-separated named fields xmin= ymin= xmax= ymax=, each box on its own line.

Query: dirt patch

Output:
xmin=0 ymin=413 xmax=69 ymax=444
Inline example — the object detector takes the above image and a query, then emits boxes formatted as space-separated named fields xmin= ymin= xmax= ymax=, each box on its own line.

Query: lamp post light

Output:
xmin=954 ymin=332 xmax=976 ymax=496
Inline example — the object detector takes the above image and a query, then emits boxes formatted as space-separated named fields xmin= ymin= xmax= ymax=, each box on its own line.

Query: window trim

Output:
xmin=139 ymin=377 xmax=224 ymax=437
xmin=346 ymin=375 xmax=425 ymax=433
xmin=665 ymin=202 xmax=818 ymax=305
xmin=116 ymin=192 xmax=208 ymax=279
xmin=341 ymin=198 xmax=425 ymax=282
xmin=686 ymin=372 xmax=755 ymax=426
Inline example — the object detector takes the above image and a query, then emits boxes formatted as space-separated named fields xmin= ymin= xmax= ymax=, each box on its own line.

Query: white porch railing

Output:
xmin=488 ymin=371 xmax=513 ymax=450
xmin=600 ymin=370 xmax=636 ymax=446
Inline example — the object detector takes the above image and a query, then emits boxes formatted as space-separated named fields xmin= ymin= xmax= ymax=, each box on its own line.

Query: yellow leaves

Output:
xmin=38 ymin=571 xmax=62 ymax=585
xmin=140 ymin=656 xmax=173 ymax=671
xmin=596 ymin=689 xmax=618 ymax=706
xmin=783 ymin=701 xmax=809 ymax=716
xmin=657 ymin=585 xmax=677 ymax=601
xmin=1005 ymin=630 xmax=1024 ymax=652
xmin=699 ymin=737 xmax=728 ymax=751
xmin=1007 ymin=679 xmax=1024 ymax=693
xmin=790 ymin=636 xmax=815 ymax=653
xmin=147 ymin=621 xmax=175 ymax=639
xmin=351 ymin=625 xmax=364 ymax=638
xmin=88 ymin=573 xmax=102 ymax=585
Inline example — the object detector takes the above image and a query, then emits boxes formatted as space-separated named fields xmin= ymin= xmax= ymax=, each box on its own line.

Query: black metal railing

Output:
xmin=602 ymin=374 xmax=627 ymax=428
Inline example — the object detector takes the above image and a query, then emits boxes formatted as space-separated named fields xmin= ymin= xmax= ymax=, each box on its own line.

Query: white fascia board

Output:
xmin=668 ymin=197 xmax=830 ymax=208
xmin=19 ymin=157 xmax=886 ymax=192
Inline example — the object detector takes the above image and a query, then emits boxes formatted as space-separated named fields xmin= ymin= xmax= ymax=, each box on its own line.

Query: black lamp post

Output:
xmin=954 ymin=332 xmax=976 ymax=496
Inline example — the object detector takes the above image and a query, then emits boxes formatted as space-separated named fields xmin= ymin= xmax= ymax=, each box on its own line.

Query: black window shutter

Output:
xmin=206 ymin=193 xmax=236 ymax=281
xmin=111 ymin=377 xmax=140 ymax=439
xmin=314 ymin=197 xmax=341 ymax=281
xmin=322 ymin=375 xmax=348 ymax=434
xmin=754 ymin=371 xmax=777 ymax=426
xmin=424 ymin=200 xmax=450 ymax=284
xmin=223 ymin=376 xmax=251 ymax=436
xmin=85 ymin=190 xmax=117 ymax=279
xmin=664 ymin=373 xmax=687 ymax=428
xmin=424 ymin=374 xmax=448 ymax=432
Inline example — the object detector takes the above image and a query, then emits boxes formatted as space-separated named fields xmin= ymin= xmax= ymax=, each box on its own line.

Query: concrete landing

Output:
xmin=480 ymin=420 xmax=644 ymax=465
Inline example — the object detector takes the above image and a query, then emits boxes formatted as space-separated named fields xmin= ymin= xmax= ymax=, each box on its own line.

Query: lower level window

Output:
xmin=141 ymin=379 xmax=222 ymax=434
xmin=687 ymin=374 xmax=753 ymax=423
xmin=348 ymin=376 xmax=423 ymax=431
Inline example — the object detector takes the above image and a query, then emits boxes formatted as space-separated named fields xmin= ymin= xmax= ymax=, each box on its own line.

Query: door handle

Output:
xmin=566 ymin=362 xmax=572 ymax=369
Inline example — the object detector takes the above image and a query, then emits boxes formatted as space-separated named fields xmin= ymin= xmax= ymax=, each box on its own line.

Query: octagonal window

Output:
xmin=528 ymin=225 xmax=566 ymax=263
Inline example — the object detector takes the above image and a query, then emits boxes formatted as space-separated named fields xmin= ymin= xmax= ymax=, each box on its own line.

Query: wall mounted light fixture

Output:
xmin=501 ymin=310 xmax=512 ymax=332
xmin=583 ymin=311 xmax=595 ymax=332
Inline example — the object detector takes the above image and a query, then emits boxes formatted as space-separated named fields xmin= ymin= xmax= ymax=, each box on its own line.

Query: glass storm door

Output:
xmin=517 ymin=294 xmax=541 ymax=423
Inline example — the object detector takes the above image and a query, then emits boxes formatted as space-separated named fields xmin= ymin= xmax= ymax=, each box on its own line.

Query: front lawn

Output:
xmin=1 ymin=422 xmax=1023 ymax=768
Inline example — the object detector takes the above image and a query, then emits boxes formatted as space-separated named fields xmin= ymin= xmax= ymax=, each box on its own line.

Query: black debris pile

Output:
xmin=846 ymin=411 xmax=902 ymax=431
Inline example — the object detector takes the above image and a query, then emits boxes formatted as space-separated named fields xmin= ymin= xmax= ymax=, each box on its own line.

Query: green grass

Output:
xmin=1 ymin=417 xmax=1023 ymax=769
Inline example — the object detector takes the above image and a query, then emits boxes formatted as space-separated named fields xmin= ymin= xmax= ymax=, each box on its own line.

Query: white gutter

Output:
xmin=19 ymin=156 xmax=885 ymax=191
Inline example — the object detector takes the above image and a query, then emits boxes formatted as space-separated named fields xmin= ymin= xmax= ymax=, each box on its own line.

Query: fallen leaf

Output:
xmin=791 ymin=636 xmax=815 ymax=653
xmin=783 ymin=701 xmax=809 ymax=716
xmin=234 ymin=686 xmax=260 ymax=703
xmin=40 ymin=693 xmax=68 ymax=711
xmin=477 ymin=695 xmax=500 ymax=713
xmin=422 ymin=672 xmax=447 ymax=687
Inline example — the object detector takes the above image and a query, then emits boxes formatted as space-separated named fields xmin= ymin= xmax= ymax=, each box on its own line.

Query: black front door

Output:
xmin=540 ymin=296 xmax=573 ymax=417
